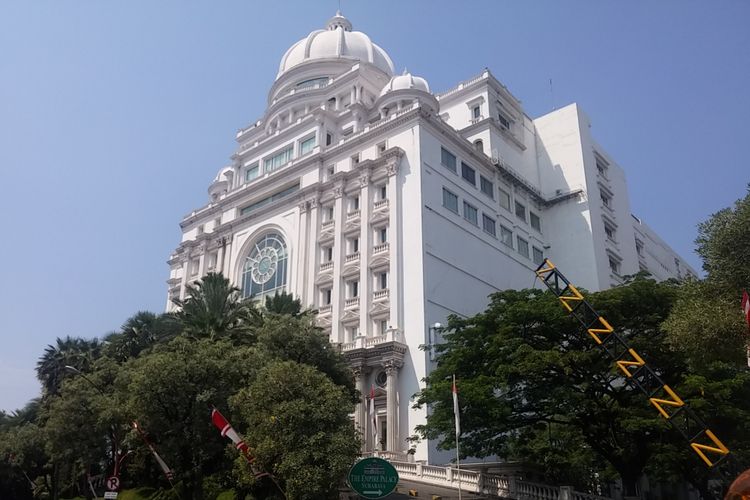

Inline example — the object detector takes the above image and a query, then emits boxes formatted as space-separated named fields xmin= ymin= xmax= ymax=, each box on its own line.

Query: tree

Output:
xmin=695 ymin=184 xmax=750 ymax=293
xmin=104 ymin=311 xmax=181 ymax=362
xmin=231 ymin=360 xmax=360 ymax=500
xmin=264 ymin=291 xmax=303 ymax=316
xmin=414 ymin=278 xmax=687 ymax=496
xmin=173 ymin=273 xmax=259 ymax=341
xmin=36 ymin=336 xmax=102 ymax=396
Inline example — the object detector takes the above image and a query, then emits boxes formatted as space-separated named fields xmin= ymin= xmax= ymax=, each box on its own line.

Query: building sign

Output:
xmin=347 ymin=457 xmax=399 ymax=499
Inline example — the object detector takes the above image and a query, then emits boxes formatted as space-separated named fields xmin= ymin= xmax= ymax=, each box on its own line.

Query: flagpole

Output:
xmin=453 ymin=375 xmax=462 ymax=500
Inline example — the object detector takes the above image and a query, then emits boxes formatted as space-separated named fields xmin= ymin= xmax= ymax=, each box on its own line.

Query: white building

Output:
xmin=166 ymin=12 xmax=696 ymax=463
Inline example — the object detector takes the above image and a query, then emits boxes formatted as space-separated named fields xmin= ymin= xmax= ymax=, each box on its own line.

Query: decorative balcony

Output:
xmin=318 ymin=304 xmax=332 ymax=315
xmin=321 ymin=219 xmax=334 ymax=229
xmin=373 ymin=242 xmax=389 ymax=255
xmin=373 ymin=198 xmax=389 ymax=211
xmin=347 ymin=209 xmax=361 ymax=221
xmin=320 ymin=261 xmax=333 ymax=271
xmin=345 ymin=297 xmax=360 ymax=309
xmin=373 ymin=288 xmax=390 ymax=301
xmin=345 ymin=252 xmax=360 ymax=263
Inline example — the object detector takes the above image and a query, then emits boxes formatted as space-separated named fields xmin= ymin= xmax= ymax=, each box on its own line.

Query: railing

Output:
xmin=347 ymin=209 xmax=361 ymax=220
xmin=320 ymin=261 xmax=333 ymax=271
xmin=436 ymin=70 xmax=490 ymax=101
xmin=344 ymin=297 xmax=359 ymax=308
xmin=373 ymin=198 xmax=389 ymax=210
xmin=381 ymin=460 xmax=611 ymax=500
xmin=373 ymin=242 xmax=390 ymax=254
xmin=321 ymin=219 xmax=334 ymax=229
xmin=340 ymin=329 xmax=403 ymax=352
xmin=318 ymin=304 xmax=332 ymax=315
xmin=373 ymin=289 xmax=389 ymax=301
xmin=470 ymin=116 xmax=484 ymax=125
xmin=345 ymin=252 xmax=360 ymax=263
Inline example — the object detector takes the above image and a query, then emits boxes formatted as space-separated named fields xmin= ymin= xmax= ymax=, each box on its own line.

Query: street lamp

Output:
xmin=64 ymin=366 xmax=130 ymax=488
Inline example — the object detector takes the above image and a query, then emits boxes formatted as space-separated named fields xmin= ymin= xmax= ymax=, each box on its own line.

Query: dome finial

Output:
xmin=326 ymin=11 xmax=352 ymax=31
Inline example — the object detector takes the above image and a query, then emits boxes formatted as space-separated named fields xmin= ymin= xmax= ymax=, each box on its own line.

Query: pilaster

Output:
xmin=386 ymin=158 xmax=401 ymax=330
xmin=359 ymin=171 xmax=372 ymax=337
xmin=331 ymin=184 xmax=346 ymax=343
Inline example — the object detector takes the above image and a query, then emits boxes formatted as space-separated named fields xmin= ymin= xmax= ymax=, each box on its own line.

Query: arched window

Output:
xmin=241 ymin=232 xmax=288 ymax=299
xmin=474 ymin=139 xmax=484 ymax=153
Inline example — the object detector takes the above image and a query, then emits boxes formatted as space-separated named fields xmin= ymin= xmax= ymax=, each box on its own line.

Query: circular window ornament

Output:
xmin=241 ymin=233 xmax=288 ymax=299
xmin=250 ymin=246 xmax=279 ymax=284
xmin=375 ymin=371 xmax=387 ymax=388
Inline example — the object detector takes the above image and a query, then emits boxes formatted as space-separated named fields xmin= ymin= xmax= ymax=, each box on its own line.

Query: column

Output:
xmin=385 ymin=360 xmax=400 ymax=452
xmin=221 ymin=236 xmax=234 ymax=280
xmin=353 ymin=366 xmax=367 ymax=452
xmin=359 ymin=172 xmax=372 ymax=336
xmin=216 ymin=237 xmax=227 ymax=277
xmin=296 ymin=200 xmax=309 ymax=304
xmin=330 ymin=184 xmax=346 ymax=343
xmin=386 ymin=158 xmax=401 ymax=331
xmin=305 ymin=198 xmax=320 ymax=307
xmin=179 ymin=258 xmax=190 ymax=300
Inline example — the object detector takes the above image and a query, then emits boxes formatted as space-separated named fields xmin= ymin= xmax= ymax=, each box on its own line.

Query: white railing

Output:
xmin=373 ymin=289 xmax=389 ymax=301
xmin=347 ymin=209 xmax=361 ymax=220
xmin=373 ymin=242 xmax=389 ymax=254
xmin=340 ymin=329 xmax=403 ymax=352
xmin=382 ymin=460 xmax=611 ymax=500
xmin=470 ymin=116 xmax=484 ymax=125
xmin=436 ymin=70 xmax=489 ymax=101
xmin=344 ymin=297 xmax=359 ymax=308
xmin=321 ymin=219 xmax=334 ymax=229
xmin=318 ymin=304 xmax=332 ymax=315
xmin=320 ymin=261 xmax=333 ymax=271
xmin=373 ymin=198 xmax=389 ymax=210
xmin=345 ymin=252 xmax=360 ymax=263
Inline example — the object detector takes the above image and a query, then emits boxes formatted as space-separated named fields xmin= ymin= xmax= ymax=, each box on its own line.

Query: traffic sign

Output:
xmin=347 ymin=457 xmax=399 ymax=499
xmin=104 ymin=493 xmax=118 ymax=499
xmin=106 ymin=475 xmax=120 ymax=491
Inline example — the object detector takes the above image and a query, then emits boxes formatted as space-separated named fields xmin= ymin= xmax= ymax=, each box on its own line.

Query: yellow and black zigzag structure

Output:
xmin=534 ymin=259 xmax=729 ymax=468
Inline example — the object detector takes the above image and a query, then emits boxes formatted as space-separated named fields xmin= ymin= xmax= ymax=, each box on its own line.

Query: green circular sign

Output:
xmin=347 ymin=457 xmax=399 ymax=499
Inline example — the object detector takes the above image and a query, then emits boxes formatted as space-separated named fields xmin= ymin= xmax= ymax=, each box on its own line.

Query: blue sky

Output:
xmin=1 ymin=1 xmax=748 ymax=412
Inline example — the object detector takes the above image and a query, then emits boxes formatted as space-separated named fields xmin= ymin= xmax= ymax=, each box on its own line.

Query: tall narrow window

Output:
xmin=472 ymin=105 xmax=481 ymax=119
xmin=532 ymin=246 xmax=544 ymax=265
xmin=499 ymin=188 xmax=511 ymax=211
xmin=517 ymin=236 xmax=529 ymax=258
xmin=530 ymin=212 xmax=541 ymax=232
xmin=515 ymin=201 xmax=526 ymax=222
xmin=497 ymin=113 xmax=510 ymax=129
xmin=500 ymin=225 xmax=513 ymax=247
xmin=461 ymin=163 xmax=476 ymax=186
xmin=378 ymin=272 xmax=388 ymax=290
xmin=480 ymin=176 xmax=494 ymax=198
xmin=442 ymin=188 xmax=459 ymax=213
xmin=441 ymin=147 xmax=457 ymax=173
xmin=299 ymin=135 xmax=316 ymax=156
xmin=482 ymin=214 xmax=496 ymax=237
xmin=245 ymin=162 xmax=260 ymax=182
xmin=264 ymin=145 xmax=294 ymax=173
xmin=463 ymin=201 xmax=478 ymax=225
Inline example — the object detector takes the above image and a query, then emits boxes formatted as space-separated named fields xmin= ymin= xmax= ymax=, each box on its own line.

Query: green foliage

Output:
xmin=231 ymin=361 xmax=360 ymax=500
xmin=36 ymin=336 xmax=102 ymax=396
xmin=263 ymin=291 xmax=302 ymax=316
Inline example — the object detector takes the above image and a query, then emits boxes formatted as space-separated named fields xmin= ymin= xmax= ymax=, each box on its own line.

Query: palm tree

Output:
xmin=35 ymin=336 xmax=101 ymax=396
xmin=173 ymin=272 xmax=260 ymax=341
xmin=264 ymin=291 xmax=303 ymax=316
xmin=104 ymin=311 xmax=180 ymax=361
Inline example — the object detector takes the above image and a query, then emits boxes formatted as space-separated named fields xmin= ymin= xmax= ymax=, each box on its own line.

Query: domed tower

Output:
xmin=376 ymin=69 xmax=438 ymax=118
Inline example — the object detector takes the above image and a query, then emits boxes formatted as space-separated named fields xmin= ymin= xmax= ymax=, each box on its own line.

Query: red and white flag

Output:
xmin=742 ymin=290 xmax=750 ymax=328
xmin=132 ymin=421 xmax=174 ymax=481
xmin=369 ymin=385 xmax=378 ymax=448
xmin=211 ymin=408 xmax=254 ymax=464
xmin=452 ymin=375 xmax=461 ymax=437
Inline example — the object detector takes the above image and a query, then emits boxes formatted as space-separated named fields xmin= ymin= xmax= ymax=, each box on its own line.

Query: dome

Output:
xmin=277 ymin=12 xmax=395 ymax=80
xmin=380 ymin=70 xmax=430 ymax=96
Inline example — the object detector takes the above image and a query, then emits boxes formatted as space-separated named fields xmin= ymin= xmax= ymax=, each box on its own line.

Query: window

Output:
xmin=346 ymin=326 xmax=359 ymax=341
xmin=323 ymin=205 xmax=335 ymax=222
xmin=596 ymin=155 xmax=609 ymax=177
xmin=530 ymin=212 xmax=541 ymax=232
xmin=325 ymin=165 xmax=335 ymax=180
xmin=472 ymin=105 xmax=481 ymax=119
xmin=264 ymin=145 xmax=293 ymax=172
xmin=296 ymin=77 xmax=328 ymax=90
xmin=190 ymin=259 xmax=200 ymax=276
xmin=379 ymin=320 xmax=389 ymax=335
xmin=214 ymin=217 xmax=221 ymax=229
xmin=299 ymin=135 xmax=316 ymax=156
xmin=197 ymin=224 xmax=204 ymax=235
xmin=322 ymin=245 xmax=333 ymax=262
xmin=517 ymin=236 xmax=530 ymax=258
xmin=515 ymin=201 xmax=526 ymax=221
xmin=500 ymin=225 xmax=513 ymax=247
xmin=441 ymin=147 xmax=456 ymax=173
xmin=321 ymin=287 xmax=332 ymax=305
xmin=348 ymin=237 xmax=360 ymax=254
xmin=499 ymin=188 xmax=511 ymax=211
xmin=482 ymin=214 xmax=496 ymax=237
xmin=377 ymin=141 xmax=387 ymax=156
xmin=474 ymin=139 xmax=484 ymax=153
xmin=207 ymin=252 xmax=218 ymax=271
xmin=245 ymin=162 xmax=259 ymax=182
xmin=532 ymin=246 xmax=544 ymax=265
xmin=377 ymin=227 xmax=388 ymax=244
xmin=348 ymin=280 xmax=359 ymax=298
xmin=609 ymin=256 xmax=621 ymax=275
xmin=350 ymin=196 xmax=360 ymax=212
xmin=239 ymin=183 xmax=300 ymax=216
xmin=241 ymin=232 xmax=288 ymax=299
xmin=351 ymin=153 xmax=360 ymax=166
xmin=378 ymin=185 xmax=387 ymax=201
xmin=604 ymin=223 xmax=616 ymax=241
xmin=480 ymin=175 xmax=494 ymax=198
xmin=463 ymin=201 xmax=478 ymax=225
xmin=378 ymin=272 xmax=388 ymax=290
xmin=601 ymin=192 xmax=611 ymax=208
xmin=326 ymin=132 xmax=333 ymax=146
xmin=442 ymin=188 xmax=459 ymax=213
xmin=461 ymin=163 xmax=476 ymax=185
xmin=635 ymin=239 xmax=644 ymax=257
xmin=497 ymin=113 xmax=510 ymax=129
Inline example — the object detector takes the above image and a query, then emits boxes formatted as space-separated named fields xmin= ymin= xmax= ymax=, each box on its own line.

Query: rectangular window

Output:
xmin=378 ymin=272 xmax=388 ymax=290
xmin=239 ymin=183 xmax=300 ymax=215
xmin=207 ymin=252 xmax=218 ymax=271
xmin=463 ymin=201 xmax=478 ymax=225
xmin=197 ymin=224 xmax=204 ymax=235
xmin=321 ymin=288 xmax=332 ymax=305
xmin=441 ymin=147 xmax=457 ymax=173
xmin=326 ymin=132 xmax=333 ymax=146
xmin=482 ymin=214 xmax=496 ymax=237
xmin=245 ymin=162 xmax=259 ymax=182
xmin=264 ymin=145 xmax=293 ymax=172
xmin=378 ymin=227 xmax=388 ymax=244
xmin=377 ymin=141 xmax=387 ymax=156
xmin=500 ymin=225 xmax=513 ymax=247
xmin=497 ymin=113 xmax=510 ymax=129
xmin=517 ymin=236 xmax=530 ymax=258
xmin=349 ymin=280 xmax=359 ymax=298
xmin=472 ymin=105 xmax=481 ymax=119
xmin=351 ymin=153 xmax=360 ymax=166
xmin=442 ymin=188 xmax=459 ymax=213
xmin=322 ymin=245 xmax=333 ymax=262
xmin=379 ymin=320 xmax=388 ymax=335
xmin=499 ymin=188 xmax=511 ymax=211
xmin=604 ymin=224 xmax=616 ymax=241
xmin=609 ymin=257 xmax=620 ymax=275
xmin=636 ymin=239 xmax=644 ymax=257
xmin=299 ymin=135 xmax=316 ymax=156
xmin=323 ymin=205 xmax=334 ymax=221
xmin=350 ymin=196 xmax=360 ymax=212
xmin=532 ymin=246 xmax=544 ymax=265
xmin=190 ymin=259 xmax=200 ymax=277
xmin=379 ymin=185 xmax=387 ymax=201
xmin=601 ymin=193 xmax=611 ymax=208
xmin=461 ymin=162 xmax=476 ymax=185
xmin=348 ymin=237 xmax=360 ymax=254
xmin=480 ymin=175 xmax=494 ymax=198
xmin=530 ymin=212 xmax=541 ymax=232
xmin=515 ymin=201 xmax=526 ymax=222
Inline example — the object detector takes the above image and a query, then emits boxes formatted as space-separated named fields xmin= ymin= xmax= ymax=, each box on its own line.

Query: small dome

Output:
xmin=277 ymin=12 xmax=395 ymax=80
xmin=380 ymin=70 xmax=430 ymax=97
